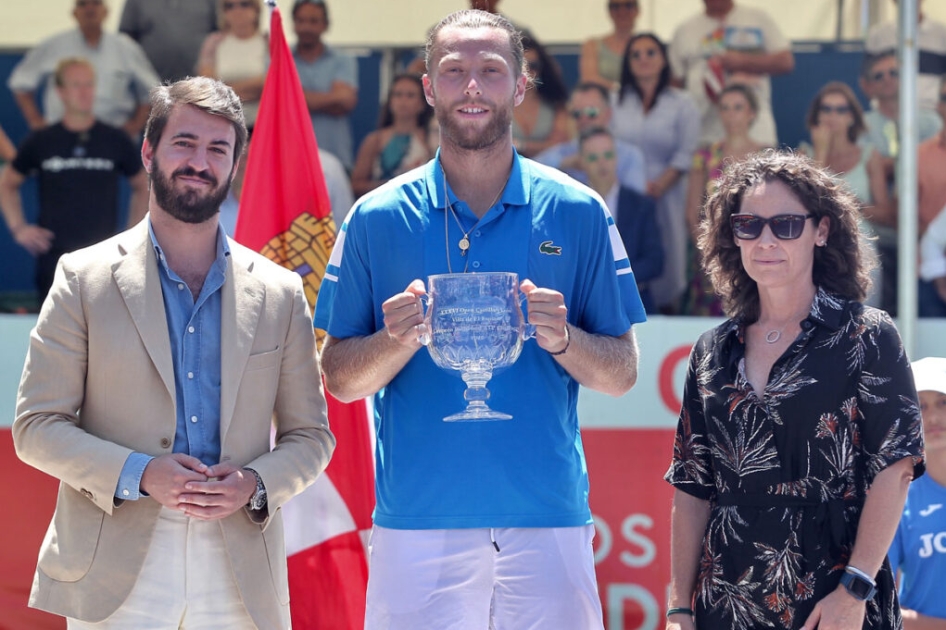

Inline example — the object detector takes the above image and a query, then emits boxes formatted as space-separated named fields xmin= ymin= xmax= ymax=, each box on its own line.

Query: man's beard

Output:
xmin=150 ymin=157 xmax=231 ymax=224
xmin=434 ymin=95 xmax=513 ymax=152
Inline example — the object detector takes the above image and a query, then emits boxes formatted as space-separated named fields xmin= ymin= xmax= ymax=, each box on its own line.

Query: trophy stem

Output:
xmin=443 ymin=361 xmax=512 ymax=422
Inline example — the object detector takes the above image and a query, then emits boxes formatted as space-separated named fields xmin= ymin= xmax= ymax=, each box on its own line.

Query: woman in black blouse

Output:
xmin=664 ymin=150 xmax=925 ymax=630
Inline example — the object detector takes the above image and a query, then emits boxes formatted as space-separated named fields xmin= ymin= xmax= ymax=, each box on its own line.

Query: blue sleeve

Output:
xmin=314 ymin=210 xmax=376 ymax=336
xmin=581 ymin=200 xmax=647 ymax=334
xmin=115 ymin=451 xmax=154 ymax=500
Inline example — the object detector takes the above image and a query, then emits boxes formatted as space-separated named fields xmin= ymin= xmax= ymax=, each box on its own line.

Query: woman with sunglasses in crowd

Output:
xmin=512 ymin=35 xmax=570 ymax=158
xmin=664 ymin=150 xmax=924 ymax=630
xmin=579 ymin=0 xmax=639 ymax=91
xmin=799 ymin=81 xmax=892 ymax=307
xmin=611 ymin=33 xmax=699 ymax=313
xmin=197 ymin=0 xmax=268 ymax=131
xmin=350 ymin=73 xmax=433 ymax=197
xmin=679 ymin=84 xmax=764 ymax=316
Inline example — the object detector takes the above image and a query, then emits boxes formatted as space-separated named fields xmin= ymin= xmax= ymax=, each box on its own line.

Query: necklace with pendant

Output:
xmin=442 ymin=167 xmax=510 ymax=273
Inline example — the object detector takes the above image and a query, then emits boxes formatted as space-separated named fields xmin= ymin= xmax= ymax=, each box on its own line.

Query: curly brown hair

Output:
xmin=699 ymin=149 xmax=875 ymax=322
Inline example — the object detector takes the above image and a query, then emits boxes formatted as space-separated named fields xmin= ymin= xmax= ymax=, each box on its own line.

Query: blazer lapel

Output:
xmin=220 ymin=248 xmax=265 ymax=441
xmin=112 ymin=222 xmax=176 ymax=404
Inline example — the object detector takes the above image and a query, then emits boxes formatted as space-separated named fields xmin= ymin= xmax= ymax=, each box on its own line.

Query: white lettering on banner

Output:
xmin=918 ymin=532 xmax=946 ymax=558
xmin=607 ymin=584 xmax=660 ymax=630
xmin=620 ymin=514 xmax=656 ymax=568
xmin=593 ymin=514 xmax=612 ymax=564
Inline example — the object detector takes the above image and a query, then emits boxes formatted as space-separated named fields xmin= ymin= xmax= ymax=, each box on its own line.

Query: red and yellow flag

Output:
xmin=235 ymin=5 xmax=374 ymax=629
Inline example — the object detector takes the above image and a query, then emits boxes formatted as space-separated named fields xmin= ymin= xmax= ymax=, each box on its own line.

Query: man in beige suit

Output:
xmin=12 ymin=76 xmax=335 ymax=629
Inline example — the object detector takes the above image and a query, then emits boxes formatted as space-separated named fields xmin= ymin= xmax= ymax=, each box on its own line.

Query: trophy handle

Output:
xmin=518 ymin=293 xmax=536 ymax=340
xmin=416 ymin=294 xmax=431 ymax=346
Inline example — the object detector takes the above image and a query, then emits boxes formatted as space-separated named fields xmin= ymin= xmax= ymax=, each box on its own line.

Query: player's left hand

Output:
xmin=520 ymin=279 xmax=568 ymax=355
xmin=177 ymin=462 xmax=257 ymax=521
xmin=800 ymin=586 xmax=866 ymax=630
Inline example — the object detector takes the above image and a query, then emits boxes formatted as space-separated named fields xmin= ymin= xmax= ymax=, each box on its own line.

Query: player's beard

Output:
xmin=434 ymin=94 xmax=514 ymax=152
xmin=150 ymin=156 xmax=232 ymax=224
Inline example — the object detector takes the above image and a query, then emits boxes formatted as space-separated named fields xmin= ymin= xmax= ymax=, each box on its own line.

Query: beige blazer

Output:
xmin=12 ymin=219 xmax=335 ymax=628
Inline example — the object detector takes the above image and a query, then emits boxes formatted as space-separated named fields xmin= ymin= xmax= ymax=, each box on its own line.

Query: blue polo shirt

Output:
xmin=315 ymin=150 xmax=646 ymax=529
xmin=888 ymin=473 xmax=946 ymax=619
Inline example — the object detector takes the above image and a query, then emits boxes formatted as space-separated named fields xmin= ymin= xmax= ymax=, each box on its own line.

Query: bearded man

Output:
xmin=12 ymin=76 xmax=335 ymax=630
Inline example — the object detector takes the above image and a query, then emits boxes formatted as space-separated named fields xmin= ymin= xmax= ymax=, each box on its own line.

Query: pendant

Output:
xmin=458 ymin=237 xmax=470 ymax=255
xmin=765 ymin=330 xmax=781 ymax=343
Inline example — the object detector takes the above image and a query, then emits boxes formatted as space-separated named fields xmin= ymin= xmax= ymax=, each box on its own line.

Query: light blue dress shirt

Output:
xmin=114 ymin=219 xmax=230 ymax=500
xmin=533 ymin=138 xmax=647 ymax=193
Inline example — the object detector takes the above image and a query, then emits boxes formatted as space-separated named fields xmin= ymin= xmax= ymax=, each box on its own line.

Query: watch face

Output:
xmin=842 ymin=572 xmax=874 ymax=599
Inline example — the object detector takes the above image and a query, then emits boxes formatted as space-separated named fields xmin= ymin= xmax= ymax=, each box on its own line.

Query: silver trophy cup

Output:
xmin=420 ymin=272 xmax=535 ymax=422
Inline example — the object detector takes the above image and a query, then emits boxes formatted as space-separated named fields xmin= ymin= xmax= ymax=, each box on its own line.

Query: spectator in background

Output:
xmin=611 ymin=33 xmax=700 ymax=313
xmin=680 ymin=83 xmax=764 ymax=316
xmin=918 ymin=79 xmax=946 ymax=318
xmin=0 ymin=58 xmax=147 ymax=301
xmin=920 ymin=201 xmax=946 ymax=317
xmin=916 ymin=76 xmax=946 ymax=235
xmin=197 ymin=0 xmax=268 ymax=131
xmin=579 ymin=127 xmax=663 ymax=313
xmin=120 ymin=0 xmax=218 ymax=83
xmin=513 ymin=35 xmax=570 ymax=158
xmin=351 ymin=74 xmax=433 ymax=197
xmin=860 ymin=50 xmax=941 ymax=174
xmin=669 ymin=0 xmax=793 ymax=147
xmin=534 ymin=82 xmax=645 ymax=193
xmin=7 ymin=0 xmax=159 ymax=138
xmin=866 ymin=0 xmax=946 ymax=111
xmin=799 ymin=81 xmax=892 ymax=308
xmin=579 ymin=0 xmax=639 ymax=91
xmin=291 ymin=0 xmax=358 ymax=169
xmin=887 ymin=357 xmax=946 ymax=628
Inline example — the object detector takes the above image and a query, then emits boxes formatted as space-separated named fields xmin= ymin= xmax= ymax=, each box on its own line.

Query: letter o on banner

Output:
xmin=658 ymin=345 xmax=693 ymax=415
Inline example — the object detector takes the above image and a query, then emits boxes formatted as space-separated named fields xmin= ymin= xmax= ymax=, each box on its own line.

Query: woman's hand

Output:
xmin=800 ymin=586 xmax=866 ymax=630
xmin=666 ymin=614 xmax=696 ymax=630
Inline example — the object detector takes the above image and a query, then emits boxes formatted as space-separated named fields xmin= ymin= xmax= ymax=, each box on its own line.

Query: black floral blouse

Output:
xmin=665 ymin=289 xmax=925 ymax=630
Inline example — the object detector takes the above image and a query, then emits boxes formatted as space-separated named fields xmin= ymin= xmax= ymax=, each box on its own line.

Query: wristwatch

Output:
xmin=839 ymin=566 xmax=877 ymax=601
xmin=245 ymin=467 xmax=267 ymax=511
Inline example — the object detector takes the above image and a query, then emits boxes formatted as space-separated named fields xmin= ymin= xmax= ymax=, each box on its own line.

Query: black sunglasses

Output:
xmin=223 ymin=0 xmax=254 ymax=9
xmin=609 ymin=1 xmax=638 ymax=10
xmin=818 ymin=104 xmax=851 ymax=115
xmin=870 ymin=68 xmax=899 ymax=82
xmin=731 ymin=213 xmax=816 ymax=240
xmin=569 ymin=106 xmax=600 ymax=120
xmin=631 ymin=48 xmax=659 ymax=60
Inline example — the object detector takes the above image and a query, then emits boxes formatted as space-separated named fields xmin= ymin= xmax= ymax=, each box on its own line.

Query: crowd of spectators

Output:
xmin=3 ymin=0 xmax=946 ymax=323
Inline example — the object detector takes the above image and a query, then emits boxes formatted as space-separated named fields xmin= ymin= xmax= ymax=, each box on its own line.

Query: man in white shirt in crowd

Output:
xmin=670 ymin=0 xmax=793 ymax=147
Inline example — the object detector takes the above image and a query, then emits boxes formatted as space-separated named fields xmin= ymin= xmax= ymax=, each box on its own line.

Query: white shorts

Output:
xmin=365 ymin=524 xmax=604 ymax=630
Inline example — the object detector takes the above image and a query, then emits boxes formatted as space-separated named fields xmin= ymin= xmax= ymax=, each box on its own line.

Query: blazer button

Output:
xmin=80 ymin=489 xmax=93 ymax=500
xmin=160 ymin=437 xmax=171 ymax=448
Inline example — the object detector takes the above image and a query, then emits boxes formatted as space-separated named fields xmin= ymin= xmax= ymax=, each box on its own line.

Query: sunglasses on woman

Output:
xmin=223 ymin=0 xmax=254 ymax=9
xmin=730 ymin=213 xmax=815 ymax=240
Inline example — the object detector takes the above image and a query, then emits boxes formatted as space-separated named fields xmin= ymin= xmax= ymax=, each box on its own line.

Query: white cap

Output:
xmin=912 ymin=357 xmax=946 ymax=395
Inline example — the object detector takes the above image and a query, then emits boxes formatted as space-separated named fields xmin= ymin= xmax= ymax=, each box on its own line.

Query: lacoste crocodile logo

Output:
xmin=539 ymin=240 xmax=562 ymax=255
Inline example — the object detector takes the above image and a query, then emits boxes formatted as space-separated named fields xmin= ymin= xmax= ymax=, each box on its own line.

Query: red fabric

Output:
xmin=234 ymin=7 xmax=374 ymax=629
xmin=287 ymin=530 xmax=370 ymax=630
xmin=0 ymin=429 xmax=65 ymax=630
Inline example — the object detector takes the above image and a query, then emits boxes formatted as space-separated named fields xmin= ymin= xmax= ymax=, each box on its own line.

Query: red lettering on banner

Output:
xmin=658 ymin=345 xmax=693 ymax=415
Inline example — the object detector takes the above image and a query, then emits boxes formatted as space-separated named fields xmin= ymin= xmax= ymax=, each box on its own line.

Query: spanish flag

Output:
xmin=235 ymin=4 xmax=373 ymax=629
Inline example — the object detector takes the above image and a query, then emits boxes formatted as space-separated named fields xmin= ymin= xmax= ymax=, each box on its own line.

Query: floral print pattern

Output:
xmin=666 ymin=290 xmax=925 ymax=629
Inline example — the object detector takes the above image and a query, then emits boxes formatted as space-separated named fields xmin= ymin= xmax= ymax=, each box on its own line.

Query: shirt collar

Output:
xmin=147 ymin=216 xmax=231 ymax=274
xmin=725 ymin=286 xmax=846 ymax=344
xmin=425 ymin=147 xmax=531 ymax=212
